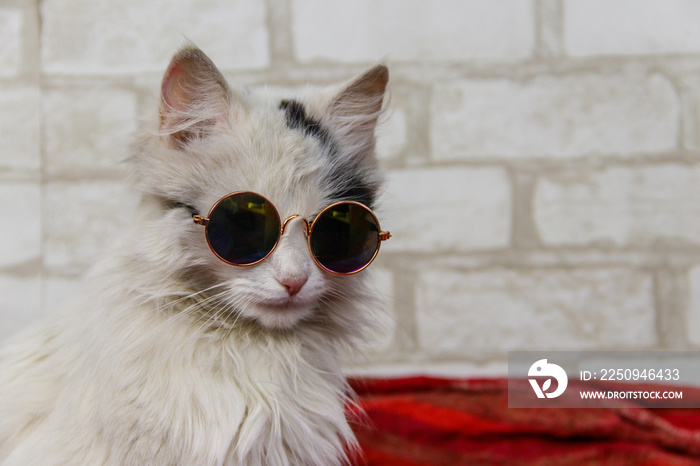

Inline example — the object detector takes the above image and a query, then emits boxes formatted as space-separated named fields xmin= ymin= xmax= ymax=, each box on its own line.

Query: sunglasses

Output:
xmin=192 ymin=191 xmax=391 ymax=275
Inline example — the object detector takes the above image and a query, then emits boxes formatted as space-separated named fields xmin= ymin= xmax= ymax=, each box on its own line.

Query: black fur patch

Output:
xmin=279 ymin=99 xmax=331 ymax=146
xmin=279 ymin=99 xmax=376 ymax=208
xmin=329 ymin=171 xmax=376 ymax=208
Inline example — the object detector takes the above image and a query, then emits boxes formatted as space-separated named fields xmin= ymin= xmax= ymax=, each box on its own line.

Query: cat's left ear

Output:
xmin=159 ymin=46 xmax=230 ymax=147
xmin=325 ymin=65 xmax=389 ymax=156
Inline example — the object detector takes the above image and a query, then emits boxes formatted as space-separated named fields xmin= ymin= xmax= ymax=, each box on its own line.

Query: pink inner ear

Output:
xmin=161 ymin=62 xmax=188 ymax=112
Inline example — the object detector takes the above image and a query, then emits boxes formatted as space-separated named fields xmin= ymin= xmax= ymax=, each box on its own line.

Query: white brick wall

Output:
xmin=2 ymin=0 xmax=700 ymax=376
xmin=565 ymin=0 xmax=700 ymax=57
xmin=431 ymin=74 xmax=679 ymax=159
xmin=416 ymin=268 xmax=656 ymax=357
xmin=687 ymin=265 xmax=700 ymax=346
xmin=42 ymin=0 xmax=269 ymax=74
xmin=534 ymin=165 xmax=700 ymax=247
xmin=292 ymin=0 xmax=535 ymax=63
xmin=43 ymin=275 xmax=83 ymax=314
xmin=376 ymin=108 xmax=407 ymax=160
xmin=44 ymin=181 xmax=140 ymax=272
xmin=382 ymin=167 xmax=511 ymax=252
xmin=0 ymin=275 xmax=42 ymax=342
xmin=0 ymin=9 xmax=23 ymax=78
xmin=0 ymin=182 xmax=41 ymax=267
xmin=44 ymin=85 xmax=138 ymax=173
xmin=0 ymin=86 xmax=41 ymax=170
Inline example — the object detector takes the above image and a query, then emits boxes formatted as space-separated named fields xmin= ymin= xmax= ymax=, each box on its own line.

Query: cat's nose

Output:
xmin=280 ymin=276 xmax=308 ymax=297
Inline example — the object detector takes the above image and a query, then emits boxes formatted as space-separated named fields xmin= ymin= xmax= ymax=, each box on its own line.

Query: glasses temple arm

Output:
xmin=193 ymin=215 xmax=210 ymax=226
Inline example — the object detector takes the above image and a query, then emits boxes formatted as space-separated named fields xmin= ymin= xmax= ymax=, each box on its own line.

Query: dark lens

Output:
xmin=206 ymin=193 xmax=280 ymax=265
xmin=310 ymin=203 xmax=381 ymax=274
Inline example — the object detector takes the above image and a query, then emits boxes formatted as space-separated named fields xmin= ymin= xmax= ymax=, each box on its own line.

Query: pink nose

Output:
xmin=280 ymin=277 xmax=308 ymax=297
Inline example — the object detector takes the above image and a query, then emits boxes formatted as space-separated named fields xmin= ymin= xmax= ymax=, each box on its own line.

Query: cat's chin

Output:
xmin=245 ymin=302 xmax=315 ymax=330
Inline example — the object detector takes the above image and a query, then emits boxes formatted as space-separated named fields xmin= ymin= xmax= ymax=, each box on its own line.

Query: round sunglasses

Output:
xmin=192 ymin=191 xmax=391 ymax=275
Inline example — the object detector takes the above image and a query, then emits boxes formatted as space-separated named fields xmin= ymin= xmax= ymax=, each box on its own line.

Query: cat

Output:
xmin=0 ymin=45 xmax=389 ymax=465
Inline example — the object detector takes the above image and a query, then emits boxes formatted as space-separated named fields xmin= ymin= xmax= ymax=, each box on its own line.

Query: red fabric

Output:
xmin=347 ymin=377 xmax=700 ymax=465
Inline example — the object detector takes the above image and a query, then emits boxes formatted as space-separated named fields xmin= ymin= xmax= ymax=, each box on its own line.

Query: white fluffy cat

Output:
xmin=0 ymin=46 xmax=389 ymax=465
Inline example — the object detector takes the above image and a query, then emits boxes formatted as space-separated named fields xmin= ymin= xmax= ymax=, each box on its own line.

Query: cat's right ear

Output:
xmin=159 ymin=47 xmax=230 ymax=148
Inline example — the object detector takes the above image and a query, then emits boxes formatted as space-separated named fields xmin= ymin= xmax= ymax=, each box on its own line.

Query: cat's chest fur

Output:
xmin=92 ymin=307 xmax=351 ymax=465
xmin=0 ymin=267 xmax=353 ymax=465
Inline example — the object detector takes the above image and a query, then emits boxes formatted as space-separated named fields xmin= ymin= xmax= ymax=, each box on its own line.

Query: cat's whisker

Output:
xmin=166 ymin=290 xmax=226 ymax=321
xmin=145 ymin=283 xmax=230 ymax=328
xmin=160 ymin=282 xmax=230 ymax=308
xmin=208 ymin=294 xmax=242 ymax=330
xmin=156 ymin=289 xmax=233 ymax=333
xmin=176 ymin=300 xmax=231 ymax=350
xmin=131 ymin=281 xmax=227 ymax=312
xmin=221 ymin=304 xmax=247 ymax=343
xmin=177 ymin=288 xmax=253 ymax=345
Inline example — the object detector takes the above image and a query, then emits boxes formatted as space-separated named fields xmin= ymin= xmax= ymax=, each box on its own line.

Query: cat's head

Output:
xmin=130 ymin=46 xmax=388 ymax=331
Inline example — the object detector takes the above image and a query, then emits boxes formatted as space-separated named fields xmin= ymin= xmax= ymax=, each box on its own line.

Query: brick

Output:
xmin=431 ymin=74 xmax=678 ymax=160
xmin=565 ymin=0 xmax=700 ymax=56
xmin=0 ymin=182 xmax=40 ymax=267
xmin=42 ymin=0 xmax=269 ymax=74
xmin=292 ymin=0 xmax=535 ymax=63
xmin=534 ymin=164 xmax=700 ymax=247
xmin=380 ymin=167 xmax=511 ymax=252
xmin=677 ymin=75 xmax=700 ymax=151
xmin=0 ymin=8 xmax=22 ymax=78
xmin=0 ymin=86 xmax=41 ymax=170
xmin=538 ymin=0 xmax=564 ymax=57
xmin=0 ymin=274 xmax=42 ymax=344
xmin=44 ymin=180 xmax=140 ymax=272
xmin=44 ymin=85 xmax=138 ymax=173
xmin=688 ymin=265 xmax=700 ymax=346
xmin=43 ymin=275 xmax=83 ymax=315
xmin=416 ymin=268 xmax=656 ymax=356
xmin=376 ymin=108 xmax=407 ymax=160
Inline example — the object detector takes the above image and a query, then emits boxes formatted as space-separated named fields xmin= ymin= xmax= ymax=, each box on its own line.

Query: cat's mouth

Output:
xmin=245 ymin=299 xmax=315 ymax=329
xmin=256 ymin=298 xmax=306 ymax=313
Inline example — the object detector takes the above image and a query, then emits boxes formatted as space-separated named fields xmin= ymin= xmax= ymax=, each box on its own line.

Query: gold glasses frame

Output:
xmin=192 ymin=191 xmax=391 ymax=275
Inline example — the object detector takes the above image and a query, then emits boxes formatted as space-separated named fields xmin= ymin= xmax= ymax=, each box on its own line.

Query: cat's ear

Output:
xmin=325 ymin=65 xmax=389 ymax=155
xmin=159 ymin=46 xmax=230 ymax=147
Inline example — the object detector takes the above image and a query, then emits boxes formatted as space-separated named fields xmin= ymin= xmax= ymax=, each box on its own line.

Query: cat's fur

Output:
xmin=0 ymin=46 xmax=388 ymax=465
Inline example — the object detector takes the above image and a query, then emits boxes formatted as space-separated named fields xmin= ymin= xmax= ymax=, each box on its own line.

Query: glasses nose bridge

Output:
xmin=280 ymin=214 xmax=311 ymax=237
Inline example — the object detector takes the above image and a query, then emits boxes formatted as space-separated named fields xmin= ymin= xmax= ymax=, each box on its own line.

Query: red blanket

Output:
xmin=348 ymin=377 xmax=700 ymax=465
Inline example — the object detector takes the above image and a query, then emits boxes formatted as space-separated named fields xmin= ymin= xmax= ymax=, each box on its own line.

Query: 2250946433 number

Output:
xmin=599 ymin=368 xmax=680 ymax=381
